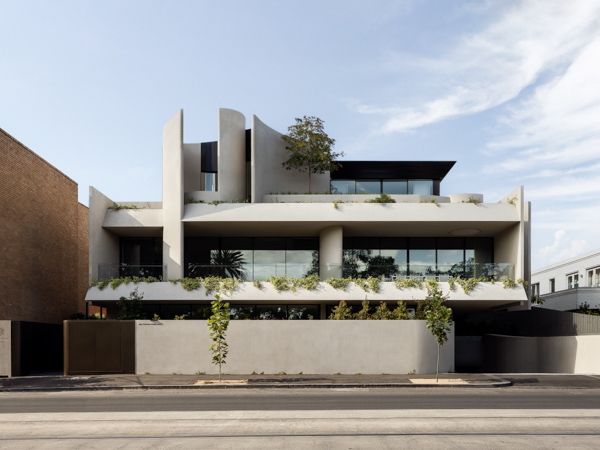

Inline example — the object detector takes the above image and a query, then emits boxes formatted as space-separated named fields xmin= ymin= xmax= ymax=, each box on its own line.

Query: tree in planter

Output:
xmin=353 ymin=298 xmax=371 ymax=320
xmin=281 ymin=116 xmax=343 ymax=193
xmin=116 ymin=288 xmax=146 ymax=320
xmin=392 ymin=301 xmax=409 ymax=320
xmin=207 ymin=294 xmax=231 ymax=382
xmin=424 ymin=289 xmax=453 ymax=382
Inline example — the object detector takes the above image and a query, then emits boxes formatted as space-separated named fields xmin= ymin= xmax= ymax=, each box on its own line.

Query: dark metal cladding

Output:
xmin=200 ymin=141 xmax=218 ymax=172
xmin=331 ymin=161 xmax=456 ymax=181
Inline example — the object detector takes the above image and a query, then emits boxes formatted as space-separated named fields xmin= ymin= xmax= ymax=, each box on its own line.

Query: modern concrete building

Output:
xmin=531 ymin=249 xmax=600 ymax=311
xmin=86 ymin=108 xmax=531 ymax=319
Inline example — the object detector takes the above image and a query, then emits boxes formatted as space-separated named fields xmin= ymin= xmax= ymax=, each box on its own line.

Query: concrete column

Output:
xmin=218 ymin=108 xmax=246 ymax=201
xmin=162 ymin=110 xmax=184 ymax=280
xmin=319 ymin=225 xmax=343 ymax=280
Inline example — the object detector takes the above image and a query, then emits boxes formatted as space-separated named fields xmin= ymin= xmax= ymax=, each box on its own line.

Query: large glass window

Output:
xmin=116 ymin=237 xmax=163 ymax=278
xmin=356 ymin=180 xmax=381 ymax=194
xmin=382 ymin=180 xmax=408 ymax=195
xmin=185 ymin=237 xmax=318 ymax=280
xmin=331 ymin=180 xmax=355 ymax=194
xmin=409 ymin=249 xmax=436 ymax=278
xmin=408 ymin=180 xmax=433 ymax=195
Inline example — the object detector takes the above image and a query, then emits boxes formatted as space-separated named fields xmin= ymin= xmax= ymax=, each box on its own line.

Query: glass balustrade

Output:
xmin=98 ymin=264 xmax=166 ymax=280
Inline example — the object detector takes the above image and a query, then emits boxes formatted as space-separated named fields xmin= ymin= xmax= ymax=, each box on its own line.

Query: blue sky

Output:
xmin=2 ymin=0 xmax=600 ymax=270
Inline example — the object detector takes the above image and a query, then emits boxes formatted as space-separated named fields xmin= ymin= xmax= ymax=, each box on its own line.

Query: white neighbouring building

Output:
xmin=86 ymin=108 xmax=532 ymax=320
xmin=531 ymin=249 xmax=600 ymax=311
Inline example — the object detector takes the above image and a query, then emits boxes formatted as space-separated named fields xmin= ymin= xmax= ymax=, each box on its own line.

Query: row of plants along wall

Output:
xmin=89 ymin=273 xmax=528 ymax=295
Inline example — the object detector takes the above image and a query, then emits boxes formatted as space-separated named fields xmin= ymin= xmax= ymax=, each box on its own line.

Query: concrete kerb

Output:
xmin=0 ymin=380 xmax=512 ymax=392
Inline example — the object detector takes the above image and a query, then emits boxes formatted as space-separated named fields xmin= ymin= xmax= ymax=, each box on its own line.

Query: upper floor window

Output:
xmin=408 ymin=180 xmax=433 ymax=195
xmin=202 ymin=172 xmax=217 ymax=191
xmin=567 ymin=273 xmax=579 ymax=289
xmin=330 ymin=179 xmax=433 ymax=195
xmin=588 ymin=267 xmax=600 ymax=287
xmin=549 ymin=278 xmax=555 ymax=293
xmin=532 ymin=283 xmax=540 ymax=297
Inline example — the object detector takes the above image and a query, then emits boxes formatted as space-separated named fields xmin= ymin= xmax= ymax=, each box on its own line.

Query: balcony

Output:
xmin=98 ymin=264 xmax=166 ymax=280
xmin=185 ymin=262 xmax=514 ymax=281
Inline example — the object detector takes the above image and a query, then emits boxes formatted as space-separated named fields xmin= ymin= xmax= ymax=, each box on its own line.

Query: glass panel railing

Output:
xmin=98 ymin=264 xmax=166 ymax=280
xmin=321 ymin=263 xmax=514 ymax=281
xmin=186 ymin=263 xmax=318 ymax=281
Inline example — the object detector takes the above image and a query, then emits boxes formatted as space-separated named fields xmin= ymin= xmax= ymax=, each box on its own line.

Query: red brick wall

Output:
xmin=0 ymin=128 xmax=88 ymax=324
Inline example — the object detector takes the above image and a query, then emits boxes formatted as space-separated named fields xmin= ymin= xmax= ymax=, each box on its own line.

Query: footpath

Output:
xmin=1 ymin=373 xmax=600 ymax=392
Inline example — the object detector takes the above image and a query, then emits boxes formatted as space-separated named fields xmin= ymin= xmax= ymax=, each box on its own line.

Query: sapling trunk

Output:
xmin=436 ymin=343 xmax=440 ymax=382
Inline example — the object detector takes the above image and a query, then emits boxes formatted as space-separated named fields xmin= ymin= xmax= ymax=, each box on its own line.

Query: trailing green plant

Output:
xmin=278 ymin=371 xmax=287 ymax=375
xmin=151 ymin=313 xmax=161 ymax=321
xmin=265 ymin=274 xmax=320 ymax=293
xmin=502 ymin=277 xmax=517 ymax=289
xmin=462 ymin=196 xmax=482 ymax=205
xmin=253 ymin=279 xmax=263 ymax=290
xmin=424 ymin=278 xmax=438 ymax=294
xmin=425 ymin=288 xmax=453 ymax=382
xmin=419 ymin=199 xmax=438 ymax=205
xmin=333 ymin=199 xmax=344 ymax=209
xmin=207 ymin=294 xmax=230 ymax=382
xmin=365 ymin=193 xmax=396 ymax=203
xmin=328 ymin=300 xmax=353 ymax=320
xmin=326 ymin=277 xmax=353 ymax=290
xmin=108 ymin=204 xmax=140 ymax=211
xmin=185 ymin=198 xmax=205 ymax=204
xmin=116 ymin=288 xmax=146 ymax=320
xmin=90 ymin=276 xmax=161 ymax=291
xmin=394 ymin=278 xmax=423 ymax=290
xmin=174 ymin=314 xmax=187 ymax=320
xmin=353 ymin=277 xmax=369 ymax=292
xmin=367 ymin=276 xmax=381 ymax=293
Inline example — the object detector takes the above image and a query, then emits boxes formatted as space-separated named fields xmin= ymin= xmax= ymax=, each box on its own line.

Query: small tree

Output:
xmin=207 ymin=294 xmax=230 ymax=382
xmin=424 ymin=289 xmax=453 ymax=382
xmin=281 ymin=116 xmax=344 ymax=193
xmin=328 ymin=300 xmax=354 ymax=320
xmin=116 ymin=288 xmax=145 ymax=320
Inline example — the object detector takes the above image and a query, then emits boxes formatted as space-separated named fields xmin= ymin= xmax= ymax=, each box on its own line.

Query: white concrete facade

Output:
xmin=87 ymin=108 xmax=531 ymax=316
xmin=532 ymin=249 xmax=600 ymax=311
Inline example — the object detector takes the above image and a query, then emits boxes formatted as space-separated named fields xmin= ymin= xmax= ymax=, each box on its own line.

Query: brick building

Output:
xmin=0 ymin=128 xmax=88 ymax=324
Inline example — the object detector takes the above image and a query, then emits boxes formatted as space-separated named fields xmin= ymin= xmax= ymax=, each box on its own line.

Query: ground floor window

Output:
xmin=140 ymin=304 xmax=319 ymax=320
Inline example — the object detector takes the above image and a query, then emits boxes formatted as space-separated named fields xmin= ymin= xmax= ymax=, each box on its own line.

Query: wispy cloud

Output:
xmin=538 ymin=230 xmax=589 ymax=266
xmin=351 ymin=0 xmax=600 ymax=133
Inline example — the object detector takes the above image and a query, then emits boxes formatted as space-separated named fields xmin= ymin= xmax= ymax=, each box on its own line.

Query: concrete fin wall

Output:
xmin=135 ymin=320 xmax=455 ymax=375
xmin=89 ymin=187 xmax=119 ymax=281
xmin=218 ymin=108 xmax=246 ymax=201
xmin=251 ymin=115 xmax=330 ymax=202
xmin=162 ymin=110 xmax=184 ymax=279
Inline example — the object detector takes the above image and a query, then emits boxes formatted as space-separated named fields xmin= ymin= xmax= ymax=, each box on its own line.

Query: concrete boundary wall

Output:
xmin=135 ymin=320 xmax=454 ymax=375
xmin=484 ymin=334 xmax=600 ymax=374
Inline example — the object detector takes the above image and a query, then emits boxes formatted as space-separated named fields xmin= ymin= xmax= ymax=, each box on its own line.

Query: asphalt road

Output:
xmin=1 ymin=387 xmax=600 ymax=413
xmin=1 ymin=389 xmax=599 ymax=448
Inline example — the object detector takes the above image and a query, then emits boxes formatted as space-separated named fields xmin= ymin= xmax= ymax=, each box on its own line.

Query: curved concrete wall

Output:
xmin=218 ymin=108 xmax=246 ymax=201
xmin=252 ymin=115 xmax=330 ymax=202
xmin=135 ymin=320 xmax=455 ymax=375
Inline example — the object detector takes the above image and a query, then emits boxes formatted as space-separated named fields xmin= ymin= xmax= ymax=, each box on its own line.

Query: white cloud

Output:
xmin=351 ymin=0 xmax=600 ymax=133
xmin=538 ymin=230 xmax=589 ymax=266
